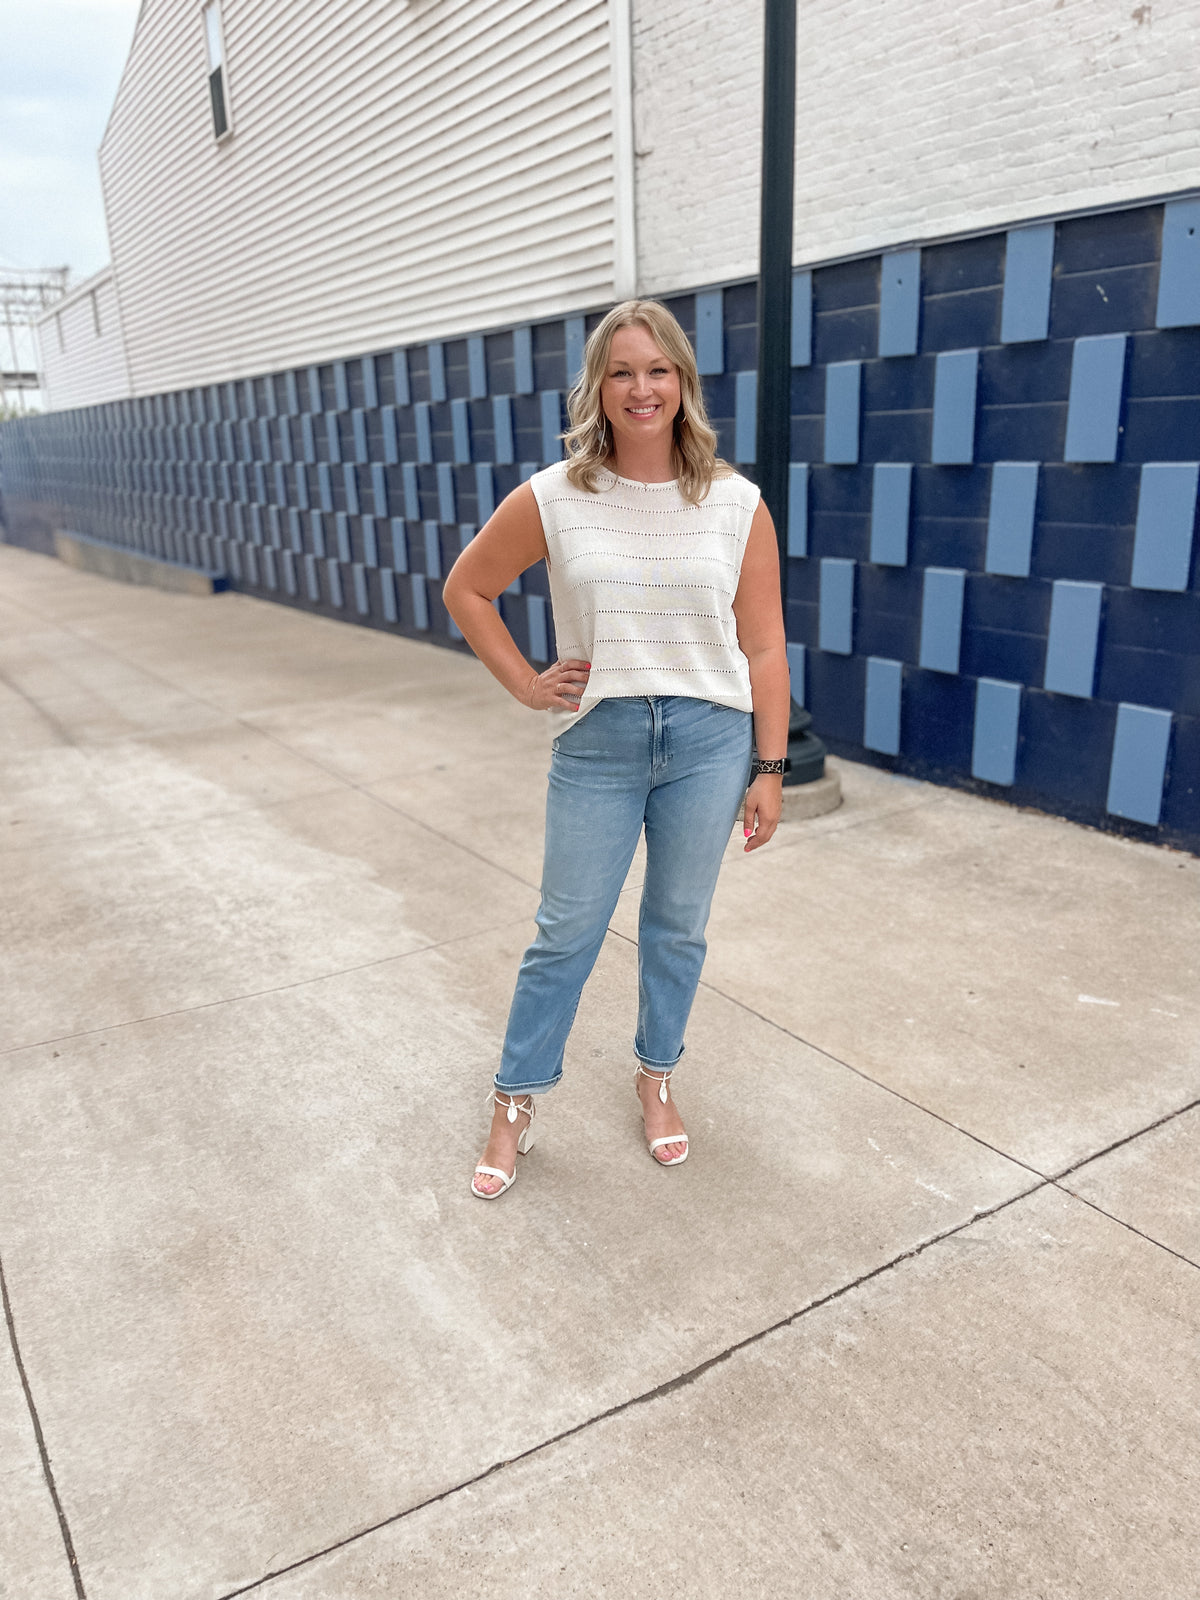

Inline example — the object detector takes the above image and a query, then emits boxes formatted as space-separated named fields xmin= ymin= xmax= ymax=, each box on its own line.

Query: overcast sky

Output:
xmin=0 ymin=0 xmax=144 ymax=282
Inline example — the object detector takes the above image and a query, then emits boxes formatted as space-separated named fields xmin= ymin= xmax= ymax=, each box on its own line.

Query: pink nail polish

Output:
xmin=743 ymin=827 xmax=752 ymax=837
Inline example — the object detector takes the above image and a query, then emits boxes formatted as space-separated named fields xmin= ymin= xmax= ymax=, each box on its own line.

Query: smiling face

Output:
xmin=599 ymin=322 xmax=682 ymax=461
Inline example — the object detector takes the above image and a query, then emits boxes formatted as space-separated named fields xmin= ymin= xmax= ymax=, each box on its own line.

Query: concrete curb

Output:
xmin=54 ymin=529 xmax=228 ymax=596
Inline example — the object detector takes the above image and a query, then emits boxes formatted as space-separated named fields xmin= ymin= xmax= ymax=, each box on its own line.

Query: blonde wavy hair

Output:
xmin=562 ymin=299 xmax=731 ymax=505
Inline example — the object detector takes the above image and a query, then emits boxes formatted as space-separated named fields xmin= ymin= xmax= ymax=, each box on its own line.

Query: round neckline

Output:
xmin=606 ymin=468 xmax=679 ymax=490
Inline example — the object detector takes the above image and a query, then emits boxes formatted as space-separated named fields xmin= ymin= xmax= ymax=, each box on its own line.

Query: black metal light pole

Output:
xmin=754 ymin=0 xmax=798 ymax=601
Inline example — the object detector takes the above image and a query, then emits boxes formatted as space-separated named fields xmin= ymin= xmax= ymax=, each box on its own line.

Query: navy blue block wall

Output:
xmin=2 ymin=195 xmax=1198 ymax=851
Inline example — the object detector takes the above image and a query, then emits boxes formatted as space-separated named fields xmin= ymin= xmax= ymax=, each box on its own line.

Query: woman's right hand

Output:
xmin=525 ymin=659 xmax=591 ymax=712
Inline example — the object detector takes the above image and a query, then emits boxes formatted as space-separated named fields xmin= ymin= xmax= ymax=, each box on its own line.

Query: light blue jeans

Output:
xmin=495 ymin=696 xmax=753 ymax=1096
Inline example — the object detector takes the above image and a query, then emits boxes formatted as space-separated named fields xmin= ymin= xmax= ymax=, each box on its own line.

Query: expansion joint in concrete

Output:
xmin=213 ymin=1177 xmax=1050 ymax=1600
xmin=0 ymin=1252 xmax=88 ymax=1598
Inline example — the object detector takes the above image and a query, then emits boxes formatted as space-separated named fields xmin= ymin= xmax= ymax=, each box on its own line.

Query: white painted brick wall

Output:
xmin=632 ymin=0 xmax=1200 ymax=295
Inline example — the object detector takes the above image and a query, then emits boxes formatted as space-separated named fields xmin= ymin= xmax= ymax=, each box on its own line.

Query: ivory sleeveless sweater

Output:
xmin=529 ymin=459 xmax=760 ymax=732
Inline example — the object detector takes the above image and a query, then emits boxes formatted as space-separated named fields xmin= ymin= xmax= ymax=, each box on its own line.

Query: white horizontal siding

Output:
xmin=100 ymin=0 xmax=617 ymax=393
xmin=632 ymin=0 xmax=1200 ymax=295
xmin=35 ymin=269 xmax=132 ymax=412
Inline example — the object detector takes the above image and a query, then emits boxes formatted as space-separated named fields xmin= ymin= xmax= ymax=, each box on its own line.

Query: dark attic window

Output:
xmin=203 ymin=2 xmax=231 ymax=140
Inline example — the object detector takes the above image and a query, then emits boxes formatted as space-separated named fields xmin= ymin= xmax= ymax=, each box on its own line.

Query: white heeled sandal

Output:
xmin=471 ymin=1090 xmax=536 ymax=1199
xmin=635 ymin=1062 xmax=689 ymax=1167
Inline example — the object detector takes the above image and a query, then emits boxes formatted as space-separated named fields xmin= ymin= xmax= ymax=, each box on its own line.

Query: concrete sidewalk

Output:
xmin=1 ymin=540 xmax=1197 ymax=1600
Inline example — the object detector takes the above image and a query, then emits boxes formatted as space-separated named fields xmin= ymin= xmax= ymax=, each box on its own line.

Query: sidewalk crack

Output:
xmin=0 ymin=1253 xmax=87 ymax=1598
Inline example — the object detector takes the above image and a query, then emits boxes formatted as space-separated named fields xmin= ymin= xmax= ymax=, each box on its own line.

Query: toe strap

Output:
xmin=647 ymin=1134 xmax=689 ymax=1154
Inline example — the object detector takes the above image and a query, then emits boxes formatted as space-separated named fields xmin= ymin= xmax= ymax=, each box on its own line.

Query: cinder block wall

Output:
xmin=2 ymin=196 xmax=1198 ymax=850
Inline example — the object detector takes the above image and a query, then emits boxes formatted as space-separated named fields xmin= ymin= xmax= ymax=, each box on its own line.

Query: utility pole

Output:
xmin=753 ymin=0 xmax=798 ymax=602
xmin=0 ymin=268 xmax=69 ymax=415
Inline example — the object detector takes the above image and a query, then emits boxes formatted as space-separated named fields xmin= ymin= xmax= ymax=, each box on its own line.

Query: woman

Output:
xmin=442 ymin=299 xmax=789 ymax=1199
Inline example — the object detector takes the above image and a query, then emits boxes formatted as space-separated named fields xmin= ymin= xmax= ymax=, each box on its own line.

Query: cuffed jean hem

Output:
xmin=633 ymin=1042 xmax=685 ymax=1070
xmin=492 ymin=1070 xmax=563 ymax=1097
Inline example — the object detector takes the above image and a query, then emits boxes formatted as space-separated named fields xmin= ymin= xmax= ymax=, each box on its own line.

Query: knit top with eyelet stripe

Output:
xmin=529 ymin=458 xmax=760 ymax=732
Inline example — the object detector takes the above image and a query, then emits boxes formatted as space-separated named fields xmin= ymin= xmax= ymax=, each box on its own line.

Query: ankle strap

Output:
xmin=489 ymin=1089 xmax=535 ymax=1124
xmin=635 ymin=1062 xmax=673 ymax=1104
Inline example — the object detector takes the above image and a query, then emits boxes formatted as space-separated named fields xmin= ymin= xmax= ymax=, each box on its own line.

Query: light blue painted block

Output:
xmin=791 ymin=272 xmax=812 ymax=367
xmin=287 ymin=508 xmax=302 ymax=551
xmin=423 ymin=521 xmax=442 ymax=580
xmin=411 ymin=572 xmax=429 ymax=631
xmin=380 ymin=568 xmax=397 ymax=623
xmin=1156 ymin=197 xmax=1200 ymax=329
xmin=541 ymin=389 xmax=562 ymax=463
xmin=985 ymin=462 xmax=1039 ymax=577
xmin=878 ymin=249 xmax=921 ymax=357
xmin=273 ymin=462 xmax=287 ymax=505
xmin=467 ymin=336 xmax=487 ymax=399
xmin=309 ymin=510 xmax=325 ymax=557
xmin=1064 ymin=334 xmax=1126 ymax=462
xmin=492 ymin=394 xmax=514 ymax=464
xmin=342 ymin=463 xmax=360 ymax=516
xmin=414 ymin=402 xmax=433 ymax=464
xmin=436 ymin=462 xmax=456 ymax=524
xmin=390 ymin=518 xmax=408 ymax=573
xmin=352 ymin=408 xmax=368 ymax=463
xmin=864 ymin=657 xmax=903 ymax=755
xmin=527 ymin=595 xmax=549 ymax=663
xmin=1002 ymin=223 xmax=1055 ymax=343
xmin=361 ymin=356 xmax=378 ymax=410
xmin=362 ymin=516 xmax=379 ymax=567
xmin=382 ymin=406 xmax=399 ymax=465
xmin=819 ymin=557 xmax=855 ymax=654
xmin=1107 ymin=703 xmax=1173 ymax=824
xmin=787 ymin=464 xmax=809 ymax=557
xmin=370 ymin=462 xmax=388 ymax=519
xmin=786 ymin=642 xmax=806 ymax=705
xmin=513 ymin=326 xmax=534 ymax=395
xmin=520 ymin=462 xmax=539 ymax=483
xmin=451 ymin=398 xmax=471 ymax=464
xmin=352 ymin=564 xmax=369 ymax=615
xmin=332 ymin=362 xmax=349 ymax=411
xmin=317 ymin=463 xmax=334 ymax=513
xmin=1044 ymin=580 xmax=1103 ymax=697
xmin=427 ymin=341 xmax=446 ymax=403
xmin=972 ymin=678 xmax=1021 ymax=785
xmin=306 ymin=368 xmax=322 ymax=414
xmin=735 ymin=371 xmax=757 ymax=463
xmin=458 ymin=524 xmax=475 ymax=552
xmin=402 ymin=461 xmax=420 ymax=521
xmin=284 ymin=371 xmax=300 ymax=414
xmin=695 ymin=289 xmax=724 ymax=375
xmin=326 ymin=558 xmax=344 ymax=609
xmin=870 ymin=463 xmax=912 ymax=565
xmin=335 ymin=513 xmax=352 ymax=563
xmin=392 ymin=349 xmax=410 ymax=407
xmin=919 ymin=567 xmax=966 ymax=674
xmin=932 ymin=349 xmax=978 ymax=464
xmin=324 ymin=412 xmax=342 ymax=465
xmin=824 ymin=362 xmax=861 ymax=464
xmin=300 ymin=413 xmax=316 ymax=464
xmin=475 ymin=462 xmax=495 ymax=522
xmin=565 ymin=316 xmax=586 ymax=385
xmin=1131 ymin=462 xmax=1199 ymax=591
xmin=303 ymin=553 xmax=319 ymax=601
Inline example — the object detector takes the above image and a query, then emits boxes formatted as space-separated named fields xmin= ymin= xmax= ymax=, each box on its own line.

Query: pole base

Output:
xmin=780 ymin=768 xmax=843 ymax=822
